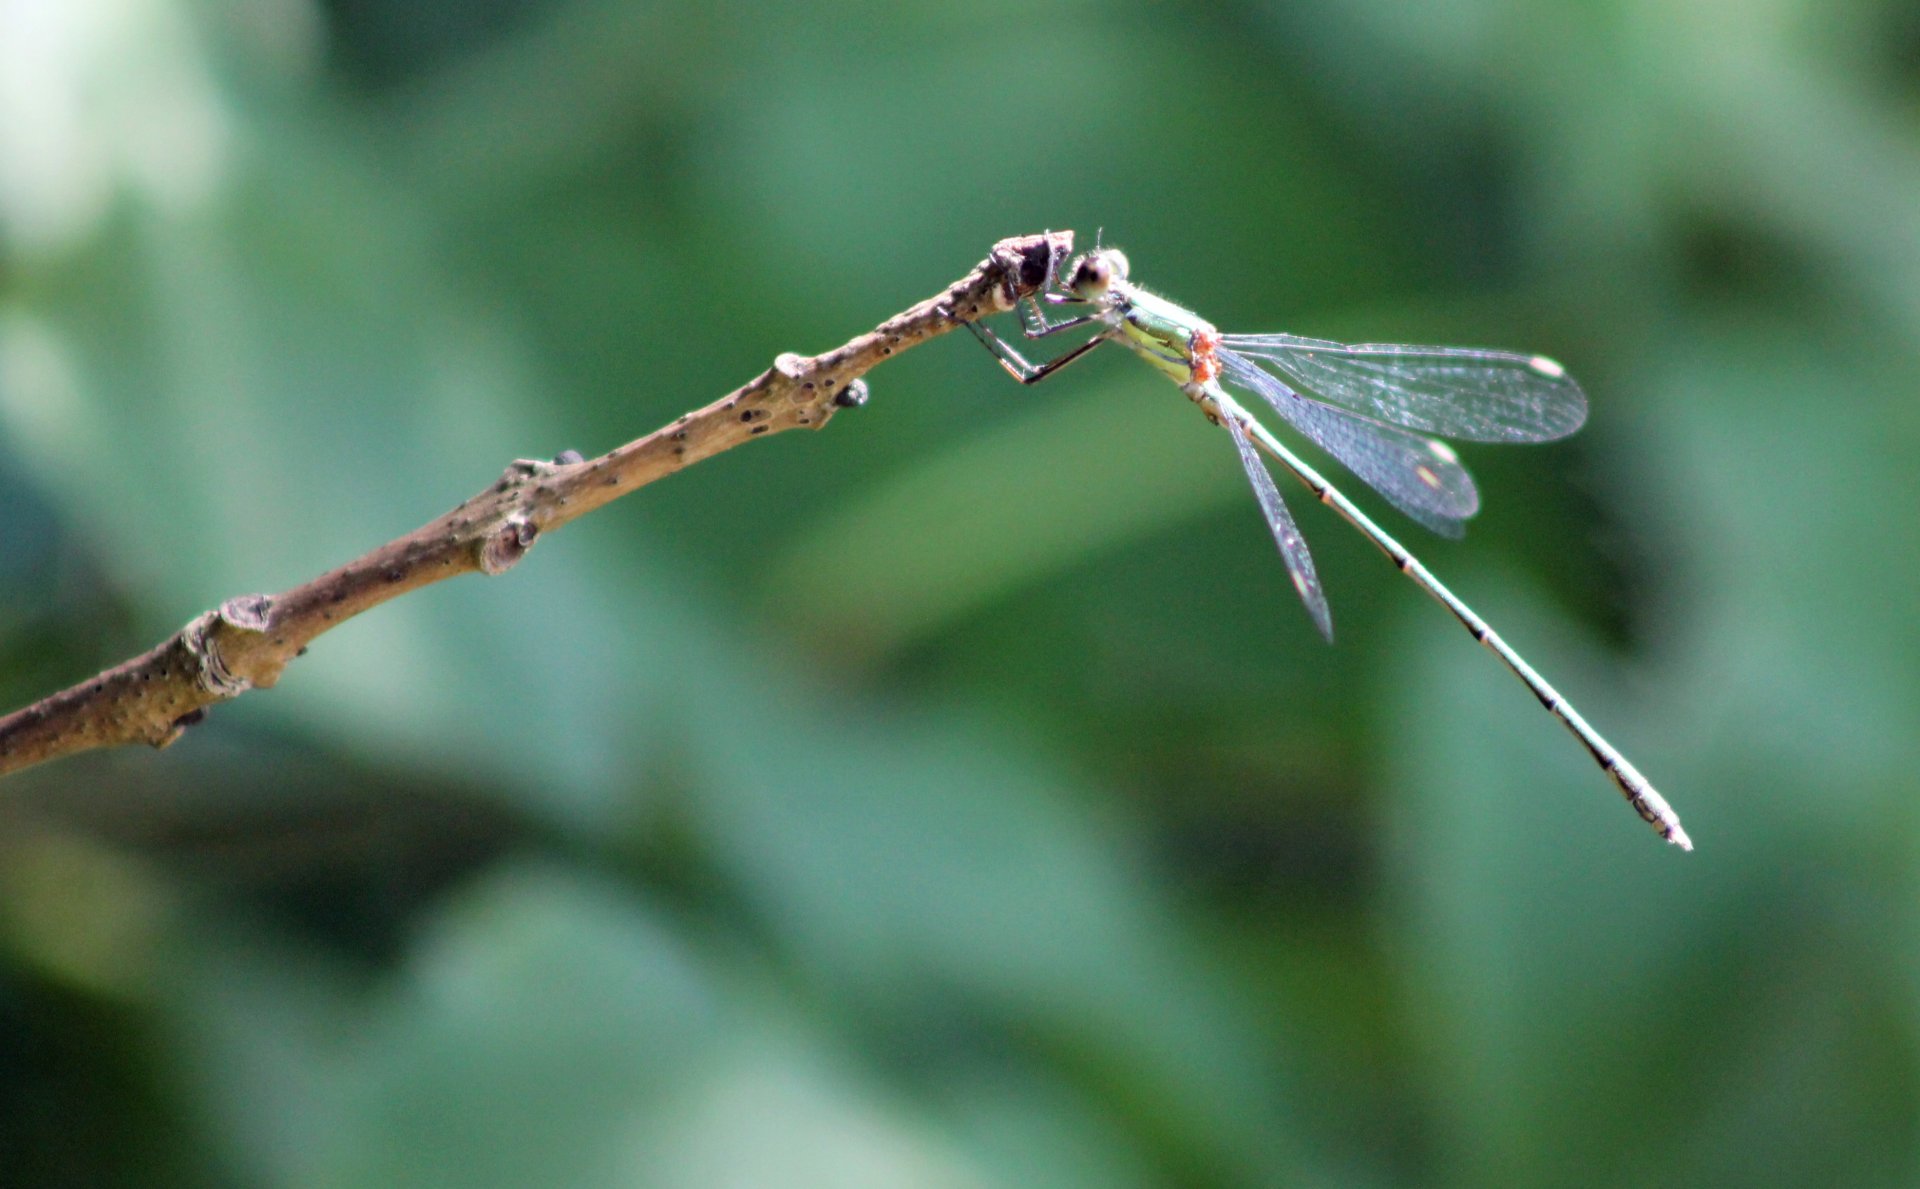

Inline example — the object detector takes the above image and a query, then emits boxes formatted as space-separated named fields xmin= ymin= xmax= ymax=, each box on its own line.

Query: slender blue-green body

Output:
xmin=966 ymin=246 xmax=1690 ymax=850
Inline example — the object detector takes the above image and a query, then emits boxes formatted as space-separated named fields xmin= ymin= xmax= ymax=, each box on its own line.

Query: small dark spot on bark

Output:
xmin=386 ymin=568 xmax=405 ymax=582
xmin=740 ymin=409 xmax=754 ymax=422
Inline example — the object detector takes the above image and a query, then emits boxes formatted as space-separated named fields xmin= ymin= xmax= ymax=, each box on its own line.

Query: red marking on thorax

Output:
xmin=1190 ymin=327 xmax=1221 ymax=385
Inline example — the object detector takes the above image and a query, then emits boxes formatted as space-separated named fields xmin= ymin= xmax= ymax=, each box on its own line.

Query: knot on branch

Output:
xmin=219 ymin=593 xmax=275 ymax=632
xmin=152 ymin=707 xmax=208 ymax=750
xmin=494 ymin=455 xmax=572 ymax=494
xmin=989 ymin=231 xmax=1071 ymax=310
xmin=478 ymin=515 xmax=538 ymax=574
xmin=182 ymin=594 xmax=275 ymax=699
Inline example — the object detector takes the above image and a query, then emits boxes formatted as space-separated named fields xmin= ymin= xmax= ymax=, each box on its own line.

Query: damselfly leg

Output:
xmin=966 ymin=295 xmax=1108 ymax=385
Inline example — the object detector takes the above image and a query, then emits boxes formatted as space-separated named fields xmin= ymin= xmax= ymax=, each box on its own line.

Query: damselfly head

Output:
xmin=1066 ymin=248 xmax=1130 ymax=298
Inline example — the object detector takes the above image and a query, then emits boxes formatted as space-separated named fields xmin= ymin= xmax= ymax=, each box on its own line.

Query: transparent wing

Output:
xmin=1218 ymin=331 xmax=1586 ymax=443
xmin=1217 ymin=392 xmax=1333 ymax=641
xmin=1219 ymin=348 xmax=1478 ymax=538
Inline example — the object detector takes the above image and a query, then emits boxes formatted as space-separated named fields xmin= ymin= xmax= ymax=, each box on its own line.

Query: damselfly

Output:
xmin=966 ymin=245 xmax=1689 ymax=850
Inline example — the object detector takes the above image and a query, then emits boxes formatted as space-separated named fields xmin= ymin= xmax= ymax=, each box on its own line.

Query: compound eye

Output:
xmin=1102 ymin=249 xmax=1130 ymax=282
xmin=1070 ymin=253 xmax=1112 ymax=295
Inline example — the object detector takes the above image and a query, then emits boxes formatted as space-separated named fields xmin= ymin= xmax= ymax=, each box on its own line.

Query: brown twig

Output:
xmin=0 ymin=231 xmax=1075 ymax=778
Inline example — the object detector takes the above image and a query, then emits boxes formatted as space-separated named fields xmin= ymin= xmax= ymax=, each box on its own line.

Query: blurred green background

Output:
xmin=1 ymin=0 xmax=1916 ymax=1185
